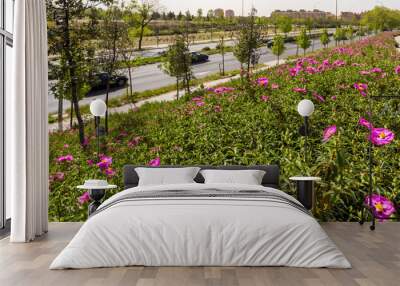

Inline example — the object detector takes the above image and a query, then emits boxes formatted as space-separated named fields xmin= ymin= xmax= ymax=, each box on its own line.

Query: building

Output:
xmin=225 ymin=9 xmax=235 ymax=18
xmin=214 ymin=8 xmax=224 ymax=18
xmin=271 ymin=9 xmax=334 ymax=20
xmin=340 ymin=12 xmax=363 ymax=22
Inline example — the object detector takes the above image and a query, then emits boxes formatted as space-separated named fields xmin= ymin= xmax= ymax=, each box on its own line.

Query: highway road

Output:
xmin=48 ymin=37 xmax=341 ymax=113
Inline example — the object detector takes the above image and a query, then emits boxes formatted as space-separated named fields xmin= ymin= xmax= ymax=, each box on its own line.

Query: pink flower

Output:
xmin=364 ymin=194 xmax=396 ymax=220
xmin=271 ymin=83 xmax=279 ymax=89
xmin=192 ymin=96 xmax=203 ymax=102
xmin=370 ymin=67 xmax=382 ymax=73
xmin=260 ymin=95 xmax=270 ymax=102
xmin=105 ymin=168 xmax=116 ymax=178
xmin=87 ymin=159 xmax=94 ymax=166
xmin=97 ymin=156 xmax=112 ymax=170
xmin=353 ymin=83 xmax=368 ymax=97
xmin=196 ymin=101 xmax=205 ymax=107
xmin=63 ymin=144 xmax=69 ymax=148
xmin=148 ymin=157 xmax=161 ymax=167
xmin=331 ymin=96 xmax=337 ymax=101
xmin=78 ymin=192 xmax=90 ymax=205
xmin=322 ymin=125 xmax=337 ymax=142
xmin=214 ymin=105 xmax=222 ymax=112
xmin=257 ymin=77 xmax=269 ymax=87
xmin=358 ymin=117 xmax=373 ymax=130
xmin=293 ymin=87 xmax=307 ymax=94
xmin=333 ymin=60 xmax=345 ymax=67
xmin=50 ymin=172 xmax=65 ymax=183
xmin=289 ymin=66 xmax=302 ymax=77
xmin=360 ymin=70 xmax=371 ymax=75
xmin=57 ymin=154 xmax=74 ymax=163
xmin=118 ymin=131 xmax=128 ymax=138
xmin=305 ymin=66 xmax=318 ymax=74
xmin=395 ymin=65 xmax=400 ymax=74
xmin=82 ymin=137 xmax=90 ymax=147
xmin=214 ymin=87 xmax=234 ymax=94
xmin=369 ymin=128 xmax=395 ymax=146
xmin=322 ymin=59 xmax=330 ymax=66
xmin=312 ymin=92 xmax=325 ymax=103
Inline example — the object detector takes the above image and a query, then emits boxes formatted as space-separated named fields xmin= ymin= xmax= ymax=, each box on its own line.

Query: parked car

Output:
xmin=190 ymin=52 xmax=209 ymax=64
xmin=88 ymin=73 xmax=128 ymax=94
xmin=267 ymin=36 xmax=296 ymax=48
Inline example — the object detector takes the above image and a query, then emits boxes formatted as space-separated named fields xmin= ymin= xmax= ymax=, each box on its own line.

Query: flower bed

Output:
xmin=49 ymin=33 xmax=400 ymax=222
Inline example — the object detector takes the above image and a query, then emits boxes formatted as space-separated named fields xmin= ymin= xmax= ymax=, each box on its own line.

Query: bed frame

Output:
xmin=123 ymin=165 xmax=280 ymax=189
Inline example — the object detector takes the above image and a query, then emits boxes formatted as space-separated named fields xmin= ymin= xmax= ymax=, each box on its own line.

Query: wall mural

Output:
xmin=49 ymin=32 xmax=400 ymax=222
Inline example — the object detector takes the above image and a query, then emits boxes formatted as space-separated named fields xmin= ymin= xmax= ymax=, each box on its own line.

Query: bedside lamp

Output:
xmin=297 ymin=99 xmax=315 ymax=164
xmin=90 ymin=99 xmax=107 ymax=156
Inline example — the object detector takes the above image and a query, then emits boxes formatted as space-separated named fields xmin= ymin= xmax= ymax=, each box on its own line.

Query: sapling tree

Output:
xmin=320 ymin=28 xmax=330 ymax=48
xmin=98 ymin=4 xmax=126 ymax=134
xmin=347 ymin=27 xmax=355 ymax=42
xmin=132 ymin=0 xmax=159 ymax=50
xmin=297 ymin=28 xmax=311 ymax=56
xmin=271 ymin=35 xmax=285 ymax=64
xmin=162 ymin=35 xmax=192 ymax=99
xmin=218 ymin=34 xmax=226 ymax=75
xmin=233 ymin=10 xmax=262 ymax=79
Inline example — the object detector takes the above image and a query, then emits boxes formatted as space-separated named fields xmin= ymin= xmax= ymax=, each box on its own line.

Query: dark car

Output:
xmin=88 ymin=73 xmax=128 ymax=93
xmin=191 ymin=52 xmax=209 ymax=64
xmin=267 ymin=36 xmax=296 ymax=48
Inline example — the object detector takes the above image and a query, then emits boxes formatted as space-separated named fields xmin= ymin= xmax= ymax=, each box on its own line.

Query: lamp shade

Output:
xmin=90 ymin=99 xmax=107 ymax=117
xmin=297 ymin=99 xmax=315 ymax=117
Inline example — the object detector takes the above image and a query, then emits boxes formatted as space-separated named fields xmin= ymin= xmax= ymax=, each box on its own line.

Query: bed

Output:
xmin=50 ymin=165 xmax=351 ymax=269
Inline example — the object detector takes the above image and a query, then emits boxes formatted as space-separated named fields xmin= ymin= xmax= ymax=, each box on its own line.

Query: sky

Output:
xmin=158 ymin=0 xmax=400 ymax=16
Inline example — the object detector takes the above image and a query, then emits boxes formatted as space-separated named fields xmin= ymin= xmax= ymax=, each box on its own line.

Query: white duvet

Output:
xmin=50 ymin=183 xmax=351 ymax=269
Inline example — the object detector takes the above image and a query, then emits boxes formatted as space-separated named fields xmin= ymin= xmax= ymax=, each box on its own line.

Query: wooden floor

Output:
xmin=0 ymin=223 xmax=399 ymax=286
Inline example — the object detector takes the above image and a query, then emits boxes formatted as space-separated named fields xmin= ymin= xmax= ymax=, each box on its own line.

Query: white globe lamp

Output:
xmin=90 ymin=99 xmax=107 ymax=117
xmin=297 ymin=99 xmax=315 ymax=117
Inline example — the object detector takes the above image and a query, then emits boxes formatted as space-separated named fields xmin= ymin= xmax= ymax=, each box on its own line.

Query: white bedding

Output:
xmin=50 ymin=183 xmax=351 ymax=269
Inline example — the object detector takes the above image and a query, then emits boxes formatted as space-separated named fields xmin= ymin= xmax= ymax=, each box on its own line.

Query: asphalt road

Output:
xmin=48 ymin=37 xmax=341 ymax=113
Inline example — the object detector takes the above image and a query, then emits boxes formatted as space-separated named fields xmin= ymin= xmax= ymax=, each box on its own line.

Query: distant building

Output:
xmin=225 ymin=9 xmax=235 ymax=18
xmin=214 ymin=8 xmax=224 ymax=18
xmin=340 ymin=12 xmax=363 ymax=22
xmin=271 ymin=9 xmax=334 ymax=20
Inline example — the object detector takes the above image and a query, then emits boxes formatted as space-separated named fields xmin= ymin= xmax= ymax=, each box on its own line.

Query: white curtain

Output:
xmin=7 ymin=0 xmax=49 ymax=242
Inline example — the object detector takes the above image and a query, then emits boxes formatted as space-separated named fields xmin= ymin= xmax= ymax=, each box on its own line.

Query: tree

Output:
xmin=297 ymin=28 xmax=311 ymax=56
xmin=185 ymin=10 xmax=192 ymax=21
xmin=233 ymin=11 xmax=262 ymax=78
xmin=278 ymin=16 xmax=292 ymax=38
xmin=361 ymin=6 xmax=400 ymax=33
xmin=162 ymin=35 xmax=192 ymax=99
xmin=196 ymin=8 xmax=203 ymax=20
xmin=305 ymin=18 xmax=315 ymax=51
xmin=271 ymin=35 xmax=285 ymax=64
xmin=98 ymin=4 xmax=125 ymax=134
xmin=132 ymin=0 xmax=159 ymax=50
xmin=46 ymin=0 xmax=109 ymax=143
xmin=320 ymin=28 xmax=330 ymax=48
xmin=347 ymin=27 xmax=355 ymax=42
xmin=218 ymin=34 xmax=226 ymax=75
xmin=206 ymin=9 xmax=214 ymax=21
xmin=120 ymin=7 xmax=139 ymax=106
xmin=334 ymin=27 xmax=346 ymax=45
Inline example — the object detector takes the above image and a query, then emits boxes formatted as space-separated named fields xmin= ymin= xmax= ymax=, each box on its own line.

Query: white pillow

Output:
xmin=135 ymin=167 xmax=201 ymax=186
xmin=200 ymin=169 xmax=266 ymax=185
